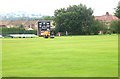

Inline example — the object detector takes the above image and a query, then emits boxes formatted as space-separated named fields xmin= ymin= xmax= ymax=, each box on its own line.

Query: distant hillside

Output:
xmin=0 ymin=12 xmax=44 ymax=20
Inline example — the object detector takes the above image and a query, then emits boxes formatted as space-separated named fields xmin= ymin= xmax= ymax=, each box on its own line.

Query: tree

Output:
xmin=115 ymin=1 xmax=120 ymax=18
xmin=54 ymin=4 xmax=100 ymax=35
xmin=90 ymin=20 xmax=104 ymax=35
xmin=41 ymin=16 xmax=54 ymax=20
xmin=110 ymin=20 xmax=120 ymax=33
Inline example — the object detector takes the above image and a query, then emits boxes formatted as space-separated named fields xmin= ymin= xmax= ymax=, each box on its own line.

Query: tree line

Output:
xmin=54 ymin=3 xmax=120 ymax=35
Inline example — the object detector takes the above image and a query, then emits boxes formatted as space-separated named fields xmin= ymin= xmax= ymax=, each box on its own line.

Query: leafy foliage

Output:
xmin=90 ymin=20 xmax=105 ymax=35
xmin=40 ymin=16 xmax=54 ymax=20
xmin=54 ymin=4 xmax=102 ymax=35
xmin=110 ymin=20 xmax=120 ymax=33
xmin=115 ymin=1 xmax=120 ymax=18
xmin=1 ymin=27 xmax=37 ymax=36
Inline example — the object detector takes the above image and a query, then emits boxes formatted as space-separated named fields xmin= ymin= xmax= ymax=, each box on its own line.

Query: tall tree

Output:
xmin=115 ymin=1 xmax=120 ymax=18
xmin=110 ymin=20 xmax=120 ymax=33
xmin=54 ymin=4 xmax=100 ymax=35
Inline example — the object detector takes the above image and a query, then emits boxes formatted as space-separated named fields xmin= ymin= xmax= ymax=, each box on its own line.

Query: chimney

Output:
xmin=106 ymin=12 xmax=109 ymax=16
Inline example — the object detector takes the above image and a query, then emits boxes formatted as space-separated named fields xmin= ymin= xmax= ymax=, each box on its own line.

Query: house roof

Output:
xmin=38 ymin=20 xmax=52 ymax=22
xmin=0 ymin=20 xmax=11 ymax=25
xmin=24 ymin=20 xmax=39 ymax=26
xmin=24 ymin=20 xmax=52 ymax=27
xmin=9 ymin=20 xmax=27 ymax=26
xmin=95 ymin=12 xmax=119 ymax=22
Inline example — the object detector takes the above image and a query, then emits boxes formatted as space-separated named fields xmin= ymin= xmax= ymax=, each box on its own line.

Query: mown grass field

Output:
xmin=2 ymin=35 xmax=118 ymax=77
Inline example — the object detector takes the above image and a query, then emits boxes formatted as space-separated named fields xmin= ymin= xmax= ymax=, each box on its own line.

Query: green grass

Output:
xmin=2 ymin=35 xmax=118 ymax=77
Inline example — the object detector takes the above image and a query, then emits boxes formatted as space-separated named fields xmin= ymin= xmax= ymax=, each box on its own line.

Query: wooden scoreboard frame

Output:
xmin=37 ymin=21 xmax=51 ymax=36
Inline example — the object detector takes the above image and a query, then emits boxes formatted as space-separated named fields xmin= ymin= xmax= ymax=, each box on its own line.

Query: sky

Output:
xmin=0 ymin=0 xmax=119 ymax=16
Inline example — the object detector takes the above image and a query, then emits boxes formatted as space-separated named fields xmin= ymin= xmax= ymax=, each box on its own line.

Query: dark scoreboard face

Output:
xmin=38 ymin=22 xmax=50 ymax=30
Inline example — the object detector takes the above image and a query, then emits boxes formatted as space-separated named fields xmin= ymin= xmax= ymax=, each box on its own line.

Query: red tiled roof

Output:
xmin=95 ymin=12 xmax=119 ymax=22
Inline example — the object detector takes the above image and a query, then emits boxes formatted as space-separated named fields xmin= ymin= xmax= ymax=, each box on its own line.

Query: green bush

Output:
xmin=1 ymin=27 xmax=37 ymax=36
xmin=110 ymin=20 xmax=120 ymax=34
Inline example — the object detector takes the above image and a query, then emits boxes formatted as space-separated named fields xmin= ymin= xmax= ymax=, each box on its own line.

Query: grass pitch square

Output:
xmin=2 ymin=35 xmax=118 ymax=77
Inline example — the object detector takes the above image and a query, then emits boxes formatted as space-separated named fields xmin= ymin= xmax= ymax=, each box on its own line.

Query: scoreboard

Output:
xmin=37 ymin=21 xmax=51 ymax=36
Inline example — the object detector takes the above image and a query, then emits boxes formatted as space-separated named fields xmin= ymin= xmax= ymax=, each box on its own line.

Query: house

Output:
xmin=95 ymin=12 xmax=119 ymax=34
xmin=0 ymin=20 xmax=55 ymax=31
xmin=0 ymin=20 xmax=11 ymax=28
xmin=24 ymin=20 xmax=39 ymax=30
xmin=95 ymin=12 xmax=119 ymax=26
xmin=8 ymin=20 xmax=27 ymax=28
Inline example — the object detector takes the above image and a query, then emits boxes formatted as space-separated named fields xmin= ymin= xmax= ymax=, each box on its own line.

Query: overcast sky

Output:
xmin=0 ymin=0 xmax=119 ymax=16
